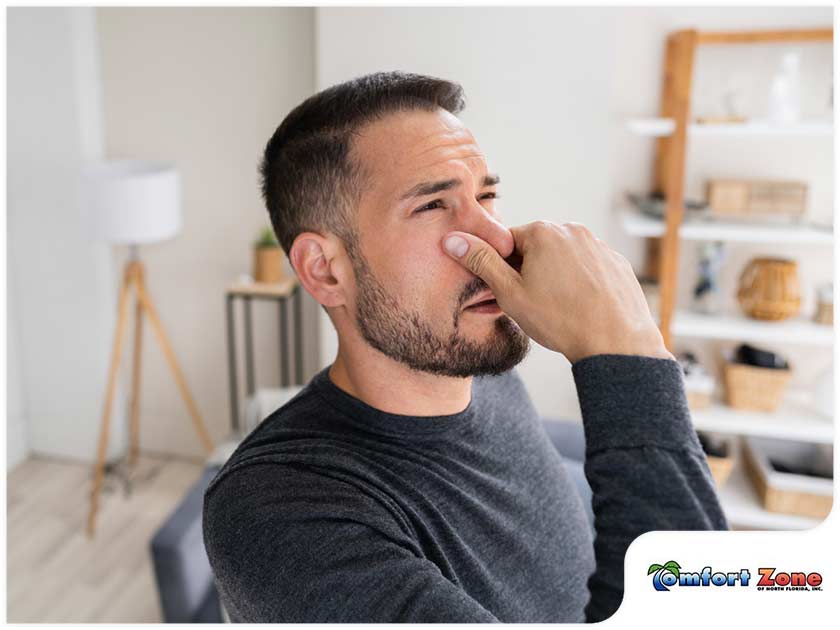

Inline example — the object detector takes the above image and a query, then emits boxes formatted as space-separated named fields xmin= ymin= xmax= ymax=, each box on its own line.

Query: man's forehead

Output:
xmin=353 ymin=110 xmax=488 ymax=201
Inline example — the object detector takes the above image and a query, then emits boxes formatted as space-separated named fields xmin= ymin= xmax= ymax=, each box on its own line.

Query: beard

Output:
xmin=346 ymin=246 xmax=532 ymax=378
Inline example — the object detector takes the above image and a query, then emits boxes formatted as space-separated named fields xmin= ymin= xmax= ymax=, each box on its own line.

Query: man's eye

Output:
xmin=413 ymin=192 xmax=500 ymax=214
xmin=414 ymin=199 xmax=445 ymax=213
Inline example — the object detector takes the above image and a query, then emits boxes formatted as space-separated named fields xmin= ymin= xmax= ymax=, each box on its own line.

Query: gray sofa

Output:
xmin=149 ymin=418 xmax=592 ymax=623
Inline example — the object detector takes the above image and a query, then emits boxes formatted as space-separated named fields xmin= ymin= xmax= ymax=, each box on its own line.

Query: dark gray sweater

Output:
xmin=202 ymin=353 xmax=728 ymax=622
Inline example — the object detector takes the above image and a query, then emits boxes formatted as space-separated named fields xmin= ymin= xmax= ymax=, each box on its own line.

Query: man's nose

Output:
xmin=454 ymin=202 xmax=514 ymax=259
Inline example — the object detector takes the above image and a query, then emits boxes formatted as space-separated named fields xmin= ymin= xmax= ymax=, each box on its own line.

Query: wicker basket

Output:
xmin=742 ymin=438 xmax=832 ymax=520
xmin=723 ymin=361 xmax=791 ymax=412
xmin=736 ymin=257 xmax=800 ymax=321
xmin=705 ymin=442 xmax=736 ymax=488
xmin=697 ymin=433 xmax=736 ymax=488
xmin=686 ymin=390 xmax=712 ymax=410
xmin=707 ymin=454 xmax=735 ymax=488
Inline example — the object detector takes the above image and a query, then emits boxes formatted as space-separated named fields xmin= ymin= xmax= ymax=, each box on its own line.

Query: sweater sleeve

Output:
xmin=570 ymin=353 xmax=729 ymax=623
xmin=202 ymin=462 xmax=501 ymax=623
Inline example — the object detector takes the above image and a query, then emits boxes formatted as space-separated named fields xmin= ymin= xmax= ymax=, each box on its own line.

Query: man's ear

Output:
xmin=289 ymin=232 xmax=350 ymax=309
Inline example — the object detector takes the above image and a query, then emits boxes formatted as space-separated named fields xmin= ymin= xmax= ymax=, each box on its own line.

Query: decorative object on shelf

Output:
xmin=742 ymin=436 xmax=832 ymax=520
xmin=813 ymin=282 xmax=833 ymax=326
xmin=734 ymin=343 xmax=790 ymax=370
xmin=696 ymin=74 xmax=748 ymax=125
xmin=736 ymin=256 xmax=801 ymax=321
xmin=706 ymin=179 xmax=808 ymax=222
xmin=766 ymin=50 xmax=801 ymax=124
xmin=696 ymin=431 xmax=735 ymax=488
xmin=691 ymin=242 xmax=726 ymax=315
xmin=253 ymin=226 xmax=285 ymax=284
xmin=626 ymin=192 xmax=709 ymax=220
xmin=722 ymin=344 xmax=791 ymax=412
xmin=677 ymin=351 xmax=715 ymax=410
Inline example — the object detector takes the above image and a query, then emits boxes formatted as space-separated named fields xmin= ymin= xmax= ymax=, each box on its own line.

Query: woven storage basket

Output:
xmin=707 ymin=454 xmax=735 ymax=487
xmin=736 ymin=257 xmax=800 ymax=321
xmin=723 ymin=361 xmax=791 ymax=412
xmin=687 ymin=390 xmax=712 ymax=410
xmin=742 ymin=438 xmax=832 ymax=520
xmin=705 ymin=439 xmax=736 ymax=488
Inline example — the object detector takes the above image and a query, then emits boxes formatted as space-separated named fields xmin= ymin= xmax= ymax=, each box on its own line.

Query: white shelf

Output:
xmin=670 ymin=310 xmax=834 ymax=347
xmin=626 ymin=117 xmax=833 ymax=137
xmin=717 ymin=451 xmax=823 ymax=530
xmin=691 ymin=397 xmax=833 ymax=445
xmin=620 ymin=208 xmax=834 ymax=245
xmin=626 ymin=117 xmax=675 ymax=136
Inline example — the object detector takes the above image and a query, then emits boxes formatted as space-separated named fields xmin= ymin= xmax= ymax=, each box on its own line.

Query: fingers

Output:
xmin=442 ymin=232 xmax=521 ymax=298
xmin=443 ymin=220 xmax=609 ymax=297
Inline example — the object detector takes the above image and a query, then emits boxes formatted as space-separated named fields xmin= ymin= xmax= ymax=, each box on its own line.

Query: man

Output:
xmin=202 ymin=70 xmax=728 ymax=623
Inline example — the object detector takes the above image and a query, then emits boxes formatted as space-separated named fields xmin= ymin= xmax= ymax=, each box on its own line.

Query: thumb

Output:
xmin=442 ymin=232 xmax=520 ymax=296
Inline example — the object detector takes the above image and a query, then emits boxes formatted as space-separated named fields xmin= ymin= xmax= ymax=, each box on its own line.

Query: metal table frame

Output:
xmin=225 ymin=281 xmax=303 ymax=432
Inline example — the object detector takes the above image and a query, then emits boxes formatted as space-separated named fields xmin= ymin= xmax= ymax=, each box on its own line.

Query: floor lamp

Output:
xmin=82 ymin=160 xmax=214 ymax=538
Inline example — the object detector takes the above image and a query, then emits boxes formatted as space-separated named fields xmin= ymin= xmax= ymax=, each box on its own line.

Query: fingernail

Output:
xmin=444 ymin=235 xmax=468 ymax=258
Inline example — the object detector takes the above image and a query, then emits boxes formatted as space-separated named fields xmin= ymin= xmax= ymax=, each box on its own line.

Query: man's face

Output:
xmin=342 ymin=107 xmax=531 ymax=378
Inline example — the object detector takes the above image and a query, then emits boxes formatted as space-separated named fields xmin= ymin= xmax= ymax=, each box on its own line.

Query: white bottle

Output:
xmin=767 ymin=50 xmax=801 ymax=124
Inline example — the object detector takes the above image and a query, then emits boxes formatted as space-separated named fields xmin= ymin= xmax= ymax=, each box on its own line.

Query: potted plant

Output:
xmin=253 ymin=226 xmax=285 ymax=284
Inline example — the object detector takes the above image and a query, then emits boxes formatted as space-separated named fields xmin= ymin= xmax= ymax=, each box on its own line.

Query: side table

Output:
xmin=225 ymin=277 xmax=303 ymax=432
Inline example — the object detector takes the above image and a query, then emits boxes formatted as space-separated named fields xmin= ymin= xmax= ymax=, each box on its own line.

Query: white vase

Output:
xmin=767 ymin=50 xmax=801 ymax=124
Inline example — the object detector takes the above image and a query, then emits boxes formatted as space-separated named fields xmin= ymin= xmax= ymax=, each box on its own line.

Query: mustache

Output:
xmin=460 ymin=276 xmax=490 ymax=306
xmin=463 ymin=251 xmax=523 ymax=302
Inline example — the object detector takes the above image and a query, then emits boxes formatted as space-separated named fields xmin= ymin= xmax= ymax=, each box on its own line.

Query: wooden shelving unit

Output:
xmin=623 ymin=27 xmax=834 ymax=531
xmin=637 ymin=27 xmax=833 ymax=349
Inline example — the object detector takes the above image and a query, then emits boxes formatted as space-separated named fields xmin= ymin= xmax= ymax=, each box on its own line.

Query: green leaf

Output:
xmin=647 ymin=564 xmax=664 ymax=575
xmin=664 ymin=561 xmax=681 ymax=570
xmin=254 ymin=226 xmax=279 ymax=248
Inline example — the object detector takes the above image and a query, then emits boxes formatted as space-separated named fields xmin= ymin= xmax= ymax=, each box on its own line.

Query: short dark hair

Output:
xmin=258 ymin=71 xmax=466 ymax=267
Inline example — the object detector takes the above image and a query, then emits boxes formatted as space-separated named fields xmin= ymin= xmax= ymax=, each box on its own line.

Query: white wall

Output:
xmin=315 ymin=6 xmax=833 ymax=421
xmin=6 ymin=286 xmax=29 ymax=471
xmin=95 ymin=7 xmax=317 ymax=458
xmin=7 ymin=7 xmax=127 ymax=466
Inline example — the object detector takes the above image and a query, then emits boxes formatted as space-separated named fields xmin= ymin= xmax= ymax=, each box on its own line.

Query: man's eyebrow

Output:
xmin=398 ymin=173 xmax=501 ymax=201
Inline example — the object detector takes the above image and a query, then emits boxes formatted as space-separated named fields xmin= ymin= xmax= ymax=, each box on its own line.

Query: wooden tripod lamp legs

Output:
xmin=87 ymin=264 xmax=133 ymax=538
xmin=87 ymin=260 xmax=215 ymax=538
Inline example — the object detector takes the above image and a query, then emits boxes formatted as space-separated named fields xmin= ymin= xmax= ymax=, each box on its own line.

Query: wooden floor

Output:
xmin=7 ymin=453 xmax=205 ymax=623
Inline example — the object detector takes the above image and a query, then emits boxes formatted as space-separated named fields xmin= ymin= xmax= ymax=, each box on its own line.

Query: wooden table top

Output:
xmin=226 ymin=276 xmax=299 ymax=298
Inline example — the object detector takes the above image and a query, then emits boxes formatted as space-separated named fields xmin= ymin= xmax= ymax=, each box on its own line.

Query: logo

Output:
xmin=647 ymin=561 xmax=750 ymax=592
xmin=756 ymin=568 xmax=823 ymax=591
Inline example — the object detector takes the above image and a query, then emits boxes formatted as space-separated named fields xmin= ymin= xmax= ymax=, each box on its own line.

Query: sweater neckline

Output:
xmin=310 ymin=365 xmax=480 ymax=438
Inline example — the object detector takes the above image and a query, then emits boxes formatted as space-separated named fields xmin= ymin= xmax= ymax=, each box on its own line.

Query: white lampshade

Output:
xmin=82 ymin=159 xmax=182 ymax=244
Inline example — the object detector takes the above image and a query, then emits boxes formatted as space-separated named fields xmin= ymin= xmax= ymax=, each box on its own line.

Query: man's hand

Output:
xmin=442 ymin=221 xmax=675 ymax=365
